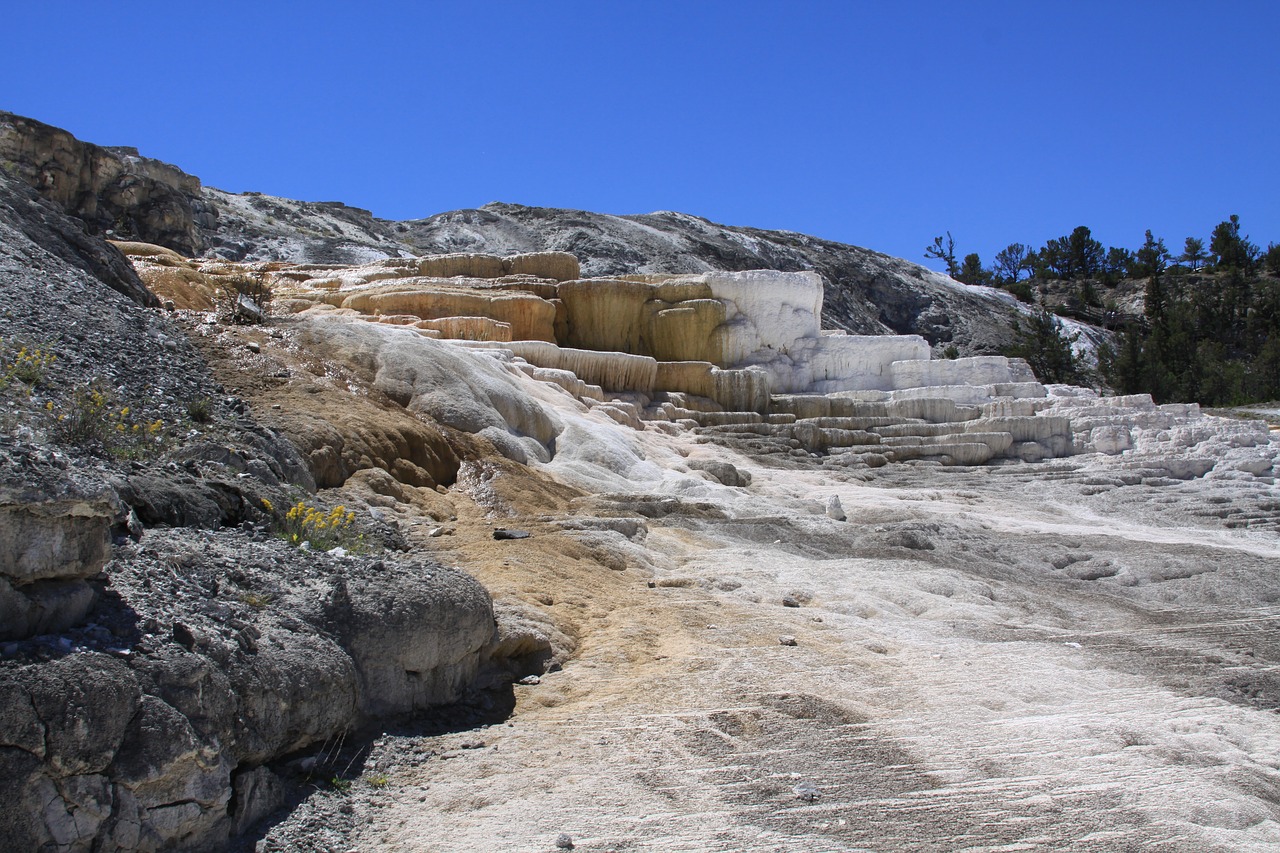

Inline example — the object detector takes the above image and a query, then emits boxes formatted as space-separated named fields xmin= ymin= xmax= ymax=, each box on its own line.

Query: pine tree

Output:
xmin=924 ymin=232 xmax=959 ymax=277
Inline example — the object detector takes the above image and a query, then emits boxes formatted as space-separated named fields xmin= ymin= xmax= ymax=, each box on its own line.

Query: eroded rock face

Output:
xmin=0 ymin=112 xmax=208 ymax=257
xmin=0 ymin=454 xmax=120 ymax=641
xmin=0 ymin=528 xmax=506 ymax=853
xmin=0 ymin=171 xmax=156 ymax=306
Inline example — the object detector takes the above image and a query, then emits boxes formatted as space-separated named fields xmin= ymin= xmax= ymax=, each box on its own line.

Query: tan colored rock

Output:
xmin=418 ymin=253 xmax=506 ymax=279
xmin=0 ymin=496 xmax=115 ymax=585
xmin=558 ymin=279 xmax=653 ymax=353
xmin=505 ymin=341 xmax=658 ymax=394
xmin=646 ymin=299 xmax=725 ymax=363
xmin=340 ymin=467 xmax=456 ymax=521
xmin=417 ymin=316 xmax=513 ymax=342
xmin=503 ymin=251 xmax=580 ymax=282
xmin=108 ymin=240 xmax=185 ymax=261
xmin=654 ymin=362 xmax=770 ymax=413
xmin=338 ymin=281 xmax=556 ymax=342
xmin=132 ymin=261 xmax=220 ymax=310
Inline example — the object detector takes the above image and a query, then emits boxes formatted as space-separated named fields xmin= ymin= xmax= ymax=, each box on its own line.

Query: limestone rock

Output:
xmin=687 ymin=459 xmax=752 ymax=488
xmin=326 ymin=562 xmax=496 ymax=717
xmin=0 ymin=473 xmax=119 ymax=640
xmin=335 ymin=279 xmax=557 ymax=343
xmin=504 ymin=251 xmax=580 ymax=281
xmin=418 ymin=252 xmax=506 ymax=279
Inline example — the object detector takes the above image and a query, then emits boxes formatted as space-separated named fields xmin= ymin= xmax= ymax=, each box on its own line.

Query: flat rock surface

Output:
xmin=245 ymin=442 xmax=1280 ymax=852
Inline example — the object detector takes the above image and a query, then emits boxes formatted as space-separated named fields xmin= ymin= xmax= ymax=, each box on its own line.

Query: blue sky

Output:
xmin=4 ymin=2 xmax=1277 ymax=270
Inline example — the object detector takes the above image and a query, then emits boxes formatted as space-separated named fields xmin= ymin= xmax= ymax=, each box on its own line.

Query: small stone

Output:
xmin=172 ymin=622 xmax=198 ymax=650
xmin=555 ymin=833 xmax=575 ymax=849
xmin=793 ymin=781 xmax=820 ymax=802
xmin=247 ymin=341 xmax=261 ymax=353
xmin=517 ymin=675 xmax=541 ymax=685
xmin=646 ymin=581 xmax=656 ymax=588
xmin=825 ymin=495 xmax=847 ymax=521
xmin=493 ymin=528 xmax=531 ymax=540
xmin=782 ymin=595 xmax=801 ymax=608
xmin=779 ymin=635 xmax=798 ymax=646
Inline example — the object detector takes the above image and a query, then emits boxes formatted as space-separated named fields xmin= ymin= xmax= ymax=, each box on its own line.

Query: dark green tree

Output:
xmin=1133 ymin=230 xmax=1170 ymax=279
xmin=993 ymin=243 xmax=1033 ymax=287
xmin=1065 ymin=225 xmax=1105 ymax=279
xmin=1039 ymin=226 xmax=1104 ymax=279
xmin=1210 ymin=214 xmax=1259 ymax=270
xmin=955 ymin=252 xmax=992 ymax=286
xmin=1263 ymin=243 xmax=1280 ymax=277
xmin=924 ymin=232 xmax=959 ymax=277
xmin=1005 ymin=310 xmax=1082 ymax=385
xmin=1179 ymin=236 xmax=1207 ymax=270
xmin=1103 ymin=246 xmax=1134 ymax=284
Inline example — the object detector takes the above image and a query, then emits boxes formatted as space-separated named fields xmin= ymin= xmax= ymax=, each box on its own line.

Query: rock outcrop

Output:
xmin=0 ymin=169 xmax=530 ymax=852
xmin=0 ymin=457 xmax=118 ymax=641
xmin=0 ymin=113 xmax=209 ymax=257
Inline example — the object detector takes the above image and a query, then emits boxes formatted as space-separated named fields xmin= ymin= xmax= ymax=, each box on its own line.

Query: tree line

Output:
xmin=926 ymin=217 xmax=1280 ymax=406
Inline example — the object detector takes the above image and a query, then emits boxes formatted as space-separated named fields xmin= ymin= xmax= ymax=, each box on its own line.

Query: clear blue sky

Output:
xmin=4 ymin=2 xmax=1277 ymax=270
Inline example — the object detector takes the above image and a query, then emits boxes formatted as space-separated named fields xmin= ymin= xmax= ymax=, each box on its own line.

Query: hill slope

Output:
xmin=1 ymin=112 xmax=1029 ymax=356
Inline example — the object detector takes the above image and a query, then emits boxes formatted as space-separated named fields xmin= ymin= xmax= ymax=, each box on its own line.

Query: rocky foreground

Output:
xmin=2 ymin=116 xmax=1280 ymax=852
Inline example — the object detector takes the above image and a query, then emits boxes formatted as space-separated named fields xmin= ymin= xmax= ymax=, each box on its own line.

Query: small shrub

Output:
xmin=365 ymin=773 xmax=390 ymax=789
xmin=0 ymin=338 xmax=56 ymax=391
xmin=1006 ymin=280 xmax=1035 ymax=304
xmin=187 ymin=396 xmax=213 ymax=423
xmin=1265 ymin=243 xmax=1280 ymax=277
xmin=49 ymin=384 xmax=172 ymax=457
xmin=273 ymin=500 xmax=364 ymax=552
xmin=219 ymin=273 xmax=273 ymax=325
xmin=237 ymin=591 xmax=274 ymax=609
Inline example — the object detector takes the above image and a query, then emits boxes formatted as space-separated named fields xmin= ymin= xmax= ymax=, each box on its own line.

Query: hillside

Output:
xmin=0 ymin=111 xmax=1035 ymax=357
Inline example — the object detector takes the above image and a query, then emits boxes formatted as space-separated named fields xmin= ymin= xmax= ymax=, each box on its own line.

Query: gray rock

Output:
xmin=793 ymin=780 xmax=820 ymax=802
xmin=825 ymin=495 xmax=847 ymax=521
xmin=0 ymin=576 xmax=96 ymax=640
xmin=687 ymin=459 xmax=752 ymax=488
xmin=24 ymin=654 xmax=141 ymax=776
xmin=0 ymin=112 xmax=205 ymax=260
xmin=230 ymin=765 xmax=285 ymax=836
xmin=886 ymin=529 xmax=935 ymax=550
xmin=0 ymin=159 xmax=157 ymax=306
xmin=0 ymin=482 xmax=117 ymax=585
xmin=323 ymin=562 xmax=497 ymax=718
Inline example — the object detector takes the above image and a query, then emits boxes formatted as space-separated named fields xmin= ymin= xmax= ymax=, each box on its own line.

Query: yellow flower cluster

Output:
xmin=48 ymin=384 xmax=169 ymax=457
xmin=276 ymin=500 xmax=359 ymax=550
xmin=0 ymin=339 xmax=56 ymax=390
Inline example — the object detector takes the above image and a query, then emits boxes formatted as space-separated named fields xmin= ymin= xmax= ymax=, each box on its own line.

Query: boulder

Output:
xmin=0 ymin=474 xmax=118 ymax=640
